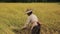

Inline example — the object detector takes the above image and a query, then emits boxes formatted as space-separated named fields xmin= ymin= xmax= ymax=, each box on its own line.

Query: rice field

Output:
xmin=0 ymin=3 xmax=60 ymax=34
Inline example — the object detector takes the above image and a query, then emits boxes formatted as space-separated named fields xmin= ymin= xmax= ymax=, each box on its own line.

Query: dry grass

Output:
xmin=0 ymin=3 xmax=60 ymax=34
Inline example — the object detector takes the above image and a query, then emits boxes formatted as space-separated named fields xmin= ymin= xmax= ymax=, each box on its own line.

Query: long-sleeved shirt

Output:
xmin=24 ymin=14 xmax=39 ymax=29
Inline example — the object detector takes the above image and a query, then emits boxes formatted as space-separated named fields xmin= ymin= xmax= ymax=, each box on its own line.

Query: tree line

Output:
xmin=0 ymin=0 xmax=60 ymax=2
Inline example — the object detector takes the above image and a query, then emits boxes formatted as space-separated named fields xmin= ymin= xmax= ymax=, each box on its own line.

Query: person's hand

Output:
xmin=21 ymin=26 xmax=27 ymax=30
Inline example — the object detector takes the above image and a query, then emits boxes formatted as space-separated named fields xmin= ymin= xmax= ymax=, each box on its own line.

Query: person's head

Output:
xmin=26 ymin=9 xmax=33 ymax=16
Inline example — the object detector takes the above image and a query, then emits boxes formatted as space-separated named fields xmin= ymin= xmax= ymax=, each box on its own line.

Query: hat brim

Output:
xmin=26 ymin=11 xmax=32 ymax=13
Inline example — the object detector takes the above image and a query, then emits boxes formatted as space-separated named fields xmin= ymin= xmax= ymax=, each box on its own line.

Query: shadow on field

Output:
xmin=12 ymin=24 xmax=60 ymax=34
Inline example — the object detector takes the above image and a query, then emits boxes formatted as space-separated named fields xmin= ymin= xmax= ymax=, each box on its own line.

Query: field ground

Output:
xmin=0 ymin=3 xmax=60 ymax=34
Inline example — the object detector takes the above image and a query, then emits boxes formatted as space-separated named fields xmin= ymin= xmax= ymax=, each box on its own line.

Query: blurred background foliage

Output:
xmin=0 ymin=0 xmax=60 ymax=2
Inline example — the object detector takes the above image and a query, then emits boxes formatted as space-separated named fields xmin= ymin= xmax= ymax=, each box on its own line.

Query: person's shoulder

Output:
xmin=30 ymin=14 xmax=37 ymax=19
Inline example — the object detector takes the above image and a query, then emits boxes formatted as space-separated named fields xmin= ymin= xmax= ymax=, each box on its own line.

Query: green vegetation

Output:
xmin=0 ymin=3 xmax=60 ymax=34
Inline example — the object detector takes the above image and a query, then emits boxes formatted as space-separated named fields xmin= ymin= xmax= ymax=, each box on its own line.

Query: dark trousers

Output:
xmin=31 ymin=25 xmax=40 ymax=34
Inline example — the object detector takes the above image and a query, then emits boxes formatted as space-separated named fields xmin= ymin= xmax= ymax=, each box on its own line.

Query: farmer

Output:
xmin=22 ymin=9 xmax=41 ymax=34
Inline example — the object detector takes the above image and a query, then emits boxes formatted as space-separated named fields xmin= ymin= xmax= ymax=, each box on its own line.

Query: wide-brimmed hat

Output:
xmin=26 ymin=9 xmax=32 ymax=13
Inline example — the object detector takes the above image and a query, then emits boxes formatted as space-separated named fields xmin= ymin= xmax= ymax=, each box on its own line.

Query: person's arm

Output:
xmin=21 ymin=17 xmax=30 ymax=30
